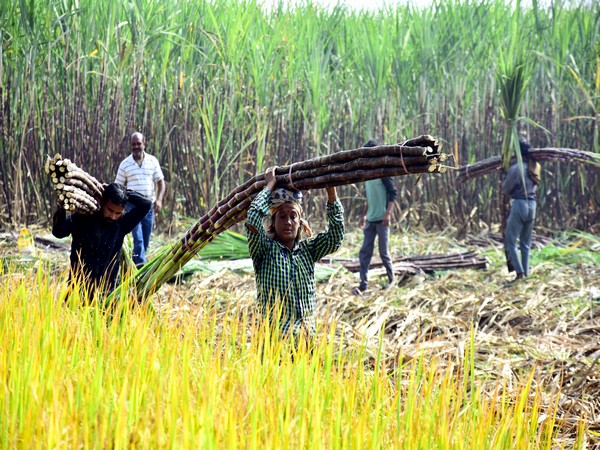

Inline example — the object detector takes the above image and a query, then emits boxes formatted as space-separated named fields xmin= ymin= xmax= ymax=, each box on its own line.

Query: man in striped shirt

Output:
xmin=245 ymin=167 xmax=345 ymax=337
xmin=115 ymin=132 xmax=166 ymax=267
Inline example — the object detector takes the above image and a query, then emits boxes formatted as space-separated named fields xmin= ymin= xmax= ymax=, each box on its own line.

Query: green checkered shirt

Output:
xmin=245 ymin=188 xmax=345 ymax=335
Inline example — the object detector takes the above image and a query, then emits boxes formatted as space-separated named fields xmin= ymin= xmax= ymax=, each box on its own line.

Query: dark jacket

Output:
xmin=382 ymin=177 xmax=398 ymax=203
xmin=52 ymin=190 xmax=152 ymax=294
xmin=502 ymin=161 xmax=538 ymax=200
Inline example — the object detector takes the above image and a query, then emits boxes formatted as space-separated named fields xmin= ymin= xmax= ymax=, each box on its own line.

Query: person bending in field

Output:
xmin=52 ymin=182 xmax=152 ymax=300
xmin=245 ymin=166 xmax=345 ymax=338
xmin=502 ymin=137 xmax=541 ymax=282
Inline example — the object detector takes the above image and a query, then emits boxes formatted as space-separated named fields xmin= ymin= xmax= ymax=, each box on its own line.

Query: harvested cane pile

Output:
xmin=457 ymin=147 xmax=600 ymax=181
xmin=44 ymin=154 xmax=103 ymax=213
xmin=340 ymin=250 xmax=488 ymax=277
xmin=128 ymin=135 xmax=447 ymax=301
xmin=465 ymin=232 xmax=554 ymax=249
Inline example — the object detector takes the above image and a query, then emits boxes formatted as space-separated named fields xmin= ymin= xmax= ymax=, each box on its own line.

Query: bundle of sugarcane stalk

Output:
xmin=44 ymin=154 xmax=103 ymax=213
xmin=118 ymin=135 xmax=447 ymax=303
xmin=340 ymin=250 xmax=488 ymax=275
xmin=465 ymin=232 xmax=553 ymax=249
xmin=457 ymin=147 xmax=600 ymax=182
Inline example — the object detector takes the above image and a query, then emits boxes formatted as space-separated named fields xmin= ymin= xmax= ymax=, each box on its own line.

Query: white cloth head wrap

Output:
xmin=263 ymin=188 xmax=313 ymax=239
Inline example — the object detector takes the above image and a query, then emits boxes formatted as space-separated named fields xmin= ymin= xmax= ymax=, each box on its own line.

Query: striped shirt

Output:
xmin=245 ymin=188 xmax=345 ymax=335
xmin=115 ymin=153 xmax=164 ymax=201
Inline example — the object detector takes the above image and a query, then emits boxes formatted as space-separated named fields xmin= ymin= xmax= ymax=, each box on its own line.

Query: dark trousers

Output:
xmin=130 ymin=206 xmax=154 ymax=267
xmin=505 ymin=199 xmax=536 ymax=276
xmin=358 ymin=221 xmax=393 ymax=290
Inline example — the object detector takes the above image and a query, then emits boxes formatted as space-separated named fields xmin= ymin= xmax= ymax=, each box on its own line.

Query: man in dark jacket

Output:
xmin=53 ymin=182 xmax=152 ymax=299
xmin=353 ymin=139 xmax=398 ymax=295
xmin=502 ymin=137 xmax=541 ymax=282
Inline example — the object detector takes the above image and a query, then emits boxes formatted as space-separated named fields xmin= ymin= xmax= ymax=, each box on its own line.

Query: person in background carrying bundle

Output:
xmin=245 ymin=166 xmax=345 ymax=339
xmin=353 ymin=139 xmax=398 ymax=295
xmin=502 ymin=137 xmax=541 ymax=282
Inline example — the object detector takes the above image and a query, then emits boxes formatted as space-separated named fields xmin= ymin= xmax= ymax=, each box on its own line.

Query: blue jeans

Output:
xmin=505 ymin=199 xmax=536 ymax=276
xmin=131 ymin=206 xmax=154 ymax=267
xmin=358 ymin=221 xmax=394 ymax=290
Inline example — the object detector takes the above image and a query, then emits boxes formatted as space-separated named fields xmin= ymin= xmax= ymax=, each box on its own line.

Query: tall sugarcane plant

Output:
xmin=2 ymin=0 xmax=599 ymax=231
xmin=497 ymin=55 xmax=531 ymax=170
xmin=496 ymin=2 xmax=533 ymax=171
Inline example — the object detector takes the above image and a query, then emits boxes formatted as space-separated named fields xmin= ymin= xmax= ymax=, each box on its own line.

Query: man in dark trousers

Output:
xmin=502 ymin=137 xmax=541 ymax=282
xmin=52 ymin=182 xmax=152 ymax=299
xmin=353 ymin=139 xmax=398 ymax=295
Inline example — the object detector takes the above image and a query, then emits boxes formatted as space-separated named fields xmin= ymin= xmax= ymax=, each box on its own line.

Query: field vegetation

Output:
xmin=1 ymin=228 xmax=599 ymax=448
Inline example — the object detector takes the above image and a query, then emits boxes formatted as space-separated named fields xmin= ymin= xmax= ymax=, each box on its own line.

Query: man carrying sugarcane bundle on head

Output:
xmin=52 ymin=182 xmax=152 ymax=300
xmin=245 ymin=166 xmax=345 ymax=341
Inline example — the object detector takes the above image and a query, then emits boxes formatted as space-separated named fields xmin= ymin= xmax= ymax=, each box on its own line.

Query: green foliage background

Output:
xmin=0 ymin=0 xmax=598 ymax=231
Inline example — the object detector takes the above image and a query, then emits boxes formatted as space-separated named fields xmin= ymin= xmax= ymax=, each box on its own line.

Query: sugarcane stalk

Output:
xmin=182 ymin=158 xmax=436 ymax=253
xmin=458 ymin=147 xmax=600 ymax=181
xmin=46 ymin=153 xmax=103 ymax=214
xmin=134 ymin=209 xmax=249 ymax=299
xmin=64 ymin=197 xmax=89 ymax=212
xmin=64 ymin=170 xmax=103 ymax=195
xmin=116 ymin=136 xmax=446 ymax=302
xmin=57 ymin=177 xmax=101 ymax=199
xmin=342 ymin=251 xmax=488 ymax=273
xmin=56 ymin=183 xmax=96 ymax=197
xmin=138 ymin=160 xmax=443 ymax=294
xmin=209 ymin=155 xmax=439 ymax=229
xmin=206 ymin=139 xmax=440 ymax=215
xmin=64 ymin=191 xmax=98 ymax=210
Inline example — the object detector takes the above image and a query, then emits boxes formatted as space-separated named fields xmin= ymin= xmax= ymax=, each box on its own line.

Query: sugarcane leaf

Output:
xmin=194 ymin=230 xmax=249 ymax=261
